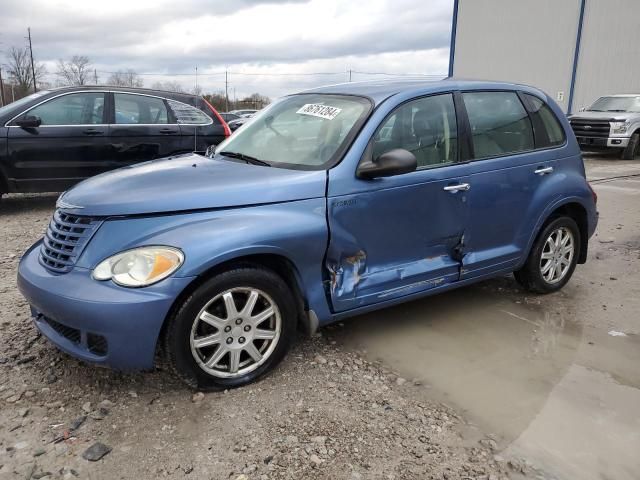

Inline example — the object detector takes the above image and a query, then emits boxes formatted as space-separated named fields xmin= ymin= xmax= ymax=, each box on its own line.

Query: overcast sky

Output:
xmin=1 ymin=0 xmax=454 ymax=99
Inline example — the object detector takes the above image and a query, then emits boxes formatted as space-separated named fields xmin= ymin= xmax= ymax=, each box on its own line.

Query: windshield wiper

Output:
xmin=607 ymin=109 xmax=627 ymax=112
xmin=588 ymin=109 xmax=603 ymax=112
xmin=219 ymin=151 xmax=271 ymax=167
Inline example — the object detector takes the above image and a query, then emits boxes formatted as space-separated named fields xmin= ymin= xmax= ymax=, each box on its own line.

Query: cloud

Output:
xmin=0 ymin=0 xmax=453 ymax=98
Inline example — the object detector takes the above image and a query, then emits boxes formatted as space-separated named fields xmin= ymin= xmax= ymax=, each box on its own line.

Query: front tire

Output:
xmin=514 ymin=216 xmax=581 ymax=294
xmin=164 ymin=267 xmax=297 ymax=390
xmin=621 ymin=132 xmax=639 ymax=160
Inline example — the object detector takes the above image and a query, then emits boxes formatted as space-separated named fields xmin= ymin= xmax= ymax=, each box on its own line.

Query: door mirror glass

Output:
xmin=357 ymin=148 xmax=417 ymax=179
xmin=15 ymin=115 xmax=42 ymax=128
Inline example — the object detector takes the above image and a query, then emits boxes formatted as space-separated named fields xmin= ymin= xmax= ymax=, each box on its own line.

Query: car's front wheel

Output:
xmin=514 ymin=216 xmax=581 ymax=294
xmin=621 ymin=132 xmax=639 ymax=160
xmin=164 ymin=267 xmax=296 ymax=390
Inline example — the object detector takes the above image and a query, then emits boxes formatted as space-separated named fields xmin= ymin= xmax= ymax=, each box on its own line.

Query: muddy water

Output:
xmin=338 ymin=159 xmax=640 ymax=480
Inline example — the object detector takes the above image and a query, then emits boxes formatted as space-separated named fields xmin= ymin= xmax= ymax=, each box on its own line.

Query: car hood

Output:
xmin=58 ymin=153 xmax=327 ymax=217
xmin=569 ymin=111 xmax=634 ymax=121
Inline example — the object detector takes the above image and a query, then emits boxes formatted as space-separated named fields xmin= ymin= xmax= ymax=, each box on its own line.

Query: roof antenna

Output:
xmin=194 ymin=65 xmax=198 ymax=153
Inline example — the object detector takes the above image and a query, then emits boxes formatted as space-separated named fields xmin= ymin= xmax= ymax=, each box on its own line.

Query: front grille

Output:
xmin=45 ymin=317 xmax=81 ymax=344
xmin=39 ymin=210 xmax=101 ymax=273
xmin=570 ymin=119 xmax=611 ymax=138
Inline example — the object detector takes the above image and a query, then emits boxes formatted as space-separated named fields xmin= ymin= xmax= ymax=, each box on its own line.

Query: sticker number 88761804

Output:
xmin=296 ymin=103 xmax=342 ymax=120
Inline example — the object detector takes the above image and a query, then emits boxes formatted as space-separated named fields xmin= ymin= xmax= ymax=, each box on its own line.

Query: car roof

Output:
xmin=301 ymin=78 xmax=545 ymax=105
xmin=44 ymin=85 xmax=200 ymax=99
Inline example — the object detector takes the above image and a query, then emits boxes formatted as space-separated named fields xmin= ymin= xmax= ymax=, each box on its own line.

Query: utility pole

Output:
xmin=0 ymin=68 xmax=5 ymax=107
xmin=224 ymin=69 xmax=229 ymax=112
xmin=349 ymin=69 xmax=352 ymax=82
xmin=27 ymin=27 xmax=37 ymax=92
xmin=94 ymin=68 xmax=98 ymax=84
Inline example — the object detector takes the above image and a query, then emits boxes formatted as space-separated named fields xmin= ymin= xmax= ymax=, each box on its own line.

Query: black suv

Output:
xmin=0 ymin=86 xmax=230 ymax=195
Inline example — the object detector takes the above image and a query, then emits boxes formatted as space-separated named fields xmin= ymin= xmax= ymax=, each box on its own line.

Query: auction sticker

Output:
xmin=296 ymin=103 xmax=342 ymax=120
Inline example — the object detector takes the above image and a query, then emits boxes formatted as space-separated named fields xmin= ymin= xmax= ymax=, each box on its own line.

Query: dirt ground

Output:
xmin=0 ymin=154 xmax=637 ymax=480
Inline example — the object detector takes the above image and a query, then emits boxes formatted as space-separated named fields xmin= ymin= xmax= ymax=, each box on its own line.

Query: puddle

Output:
xmin=337 ymin=277 xmax=640 ymax=480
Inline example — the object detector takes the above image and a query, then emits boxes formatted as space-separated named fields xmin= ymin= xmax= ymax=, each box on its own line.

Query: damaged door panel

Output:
xmin=326 ymin=174 xmax=470 ymax=312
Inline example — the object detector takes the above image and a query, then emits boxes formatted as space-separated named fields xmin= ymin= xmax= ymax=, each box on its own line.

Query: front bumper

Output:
xmin=575 ymin=136 xmax=630 ymax=148
xmin=17 ymin=241 xmax=195 ymax=370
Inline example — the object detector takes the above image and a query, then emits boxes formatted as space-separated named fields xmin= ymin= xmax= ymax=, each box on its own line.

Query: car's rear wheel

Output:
xmin=164 ymin=267 xmax=296 ymax=390
xmin=621 ymin=132 xmax=639 ymax=160
xmin=514 ymin=216 xmax=581 ymax=294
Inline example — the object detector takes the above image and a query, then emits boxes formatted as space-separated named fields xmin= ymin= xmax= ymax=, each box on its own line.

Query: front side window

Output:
xmin=114 ymin=93 xmax=168 ymax=124
xmin=524 ymin=94 xmax=566 ymax=148
xmin=371 ymin=94 xmax=458 ymax=169
xmin=167 ymin=100 xmax=212 ymax=125
xmin=214 ymin=94 xmax=371 ymax=169
xmin=463 ymin=91 xmax=534 ymax=159
xmin=24 ymin=92 xmax=104 ymax=125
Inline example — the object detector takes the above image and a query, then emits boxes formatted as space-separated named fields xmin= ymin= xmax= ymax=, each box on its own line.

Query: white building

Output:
xmin=449 ymin=0 xmax=640 ymax=113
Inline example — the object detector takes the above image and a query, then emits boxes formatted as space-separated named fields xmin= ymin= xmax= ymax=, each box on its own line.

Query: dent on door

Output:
xmin=324 ymin=190 xmax=467 ymax=310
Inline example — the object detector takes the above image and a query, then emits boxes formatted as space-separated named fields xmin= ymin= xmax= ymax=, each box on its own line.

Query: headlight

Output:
xmin=611 ymin=121 xmax=629 ymax=134
xmin=92 ymin=246 xmax=184 ymax=287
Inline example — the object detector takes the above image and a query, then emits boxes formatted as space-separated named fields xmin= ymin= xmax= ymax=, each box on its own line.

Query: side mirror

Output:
xmin=357 ymin=148 xmax=417 ymax=179
xmin=15 ymin=115 xmax=42 ymax=128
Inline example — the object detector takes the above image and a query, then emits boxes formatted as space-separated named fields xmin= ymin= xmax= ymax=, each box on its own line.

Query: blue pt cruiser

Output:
xmin=18 ymin=80 xmax=598 ymax=389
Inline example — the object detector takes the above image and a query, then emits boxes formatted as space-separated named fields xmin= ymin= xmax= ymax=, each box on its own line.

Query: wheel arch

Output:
xmin=527 ymin=200 xmax=590 ymax=266
xmin=157 ymin=252 xmax=312 ymax=360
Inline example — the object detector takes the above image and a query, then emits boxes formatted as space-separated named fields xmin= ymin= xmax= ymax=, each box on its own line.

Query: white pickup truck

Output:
xmin=568 ymin=95 xmax=640 ymax=159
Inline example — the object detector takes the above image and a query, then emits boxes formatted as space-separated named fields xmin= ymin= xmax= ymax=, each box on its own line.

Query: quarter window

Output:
xmin=523 ymin=94 xmax=566 ymax=148
xmin=167 ymin=100 xmax=212 ymax=125
xmin=463 ymin=91 xmax=534 ymax=159
xmin=24 ymin=93 xmax=105 ymax=125
xmin=372 ymin=94 xmax=458 ymax=169
xmin=114 ymin=93 xmax=168 ymax=124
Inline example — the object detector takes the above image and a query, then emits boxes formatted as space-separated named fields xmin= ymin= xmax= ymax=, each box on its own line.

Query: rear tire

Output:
xmin=514 ymin=216 xmax=581 ymax=294
xmin=621 ymin=132 xmax=639 ymax=160
xmin=164 ymin=267 xmax=297 ymax=390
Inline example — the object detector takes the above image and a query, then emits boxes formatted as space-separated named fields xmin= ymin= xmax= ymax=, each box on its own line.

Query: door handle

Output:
xmin=82 ymin=128 xmax=103 ymax=135
xmin=534 ymin=166 xmax=554 ymax=175
xmin=159 ymin=128 xmax=178 ymax=134
xmin=443 ymin=183 xmax=471 ymax=192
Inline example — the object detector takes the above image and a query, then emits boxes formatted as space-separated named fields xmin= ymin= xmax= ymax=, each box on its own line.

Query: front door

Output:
xmin=6 ymin=91 xmax=108 ymax=192
xmin=326 ymin=93 xmax=470 ymax=312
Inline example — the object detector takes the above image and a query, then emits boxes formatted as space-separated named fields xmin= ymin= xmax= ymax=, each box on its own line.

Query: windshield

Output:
xmin=0 ymin=91 xmax=49 ymax=118
xmin=588 ymin=96 xmax=640 ymax=113
xmin=214 ymin=94 xmax=371 ymax=170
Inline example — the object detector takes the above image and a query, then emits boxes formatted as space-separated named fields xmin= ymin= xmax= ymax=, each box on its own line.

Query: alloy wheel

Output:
xmin=189 ymin=287 xmax=281 ymax=378
xmin=539 ymin=227 xmax=574 ymax=284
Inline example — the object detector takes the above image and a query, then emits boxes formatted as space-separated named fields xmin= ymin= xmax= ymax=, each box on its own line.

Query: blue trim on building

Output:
xmin=448 ymin=0 xmax=459 ymax=78
xmin=567 ymin=0 xmax=587 ymax=114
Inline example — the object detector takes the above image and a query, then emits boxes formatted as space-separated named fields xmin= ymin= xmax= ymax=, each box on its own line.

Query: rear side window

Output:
xmin=167 ymin=100 xmax=212 ymax=125
xmin=463 ymin=91 xmax=534 ymax=159
xmin=25 ymin=92 xmax=104 ymax=125
xmin=372 ymin=93 xmax=458 ymax=169
xmin=114 ymin=93 xmax=168 ymax=124
xmin=523 ymin=94 xmax=566 ymax=148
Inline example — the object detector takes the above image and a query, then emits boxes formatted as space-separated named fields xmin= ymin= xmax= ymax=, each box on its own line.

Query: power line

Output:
xmin=92 ymin=69 xmax=446 ymax=78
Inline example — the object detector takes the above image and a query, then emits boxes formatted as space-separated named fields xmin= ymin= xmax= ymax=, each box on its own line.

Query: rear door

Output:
xmin=460 ymin=90 xmax=565 ymax=278
xmin=327 ymin=93 xmax=471 ymax=312
xmin=6 ymin=91 xmax=108 ymax=192
xmin=107 ymin=92 xmax=182 ymax=166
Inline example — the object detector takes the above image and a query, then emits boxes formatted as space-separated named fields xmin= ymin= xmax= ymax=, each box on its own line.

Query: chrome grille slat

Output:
xmin=39 ymin=210 xmax=102 ymax=273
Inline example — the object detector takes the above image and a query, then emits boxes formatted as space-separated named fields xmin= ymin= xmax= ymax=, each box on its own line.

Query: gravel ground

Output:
xmin=0 ymin=193 xmax=512 ymax=479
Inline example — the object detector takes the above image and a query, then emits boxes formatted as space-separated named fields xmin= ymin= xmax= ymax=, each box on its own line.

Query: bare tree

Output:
xmin=56 ymin=55 xmax=91 ymax=85
xmin=5 ymin=46 xmax=47 ymax=97
xmin=107 ymin=69 xmax=143 ymax=88
xmin=151 ymin=80 xmax=185 ymax=93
